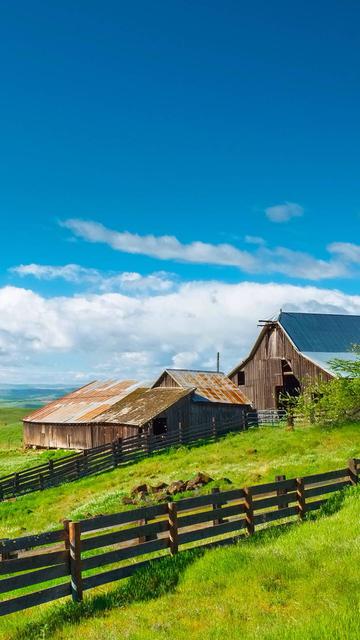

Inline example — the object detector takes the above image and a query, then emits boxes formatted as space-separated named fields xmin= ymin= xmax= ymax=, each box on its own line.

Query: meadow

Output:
xmin=0 ymin=407 xmax=69 ymax=477
xmin=1 ymin=407 xmax=360 ymax=539
xmin=2 ymin=486 xmax=360 ymax=640
xmin=0 ymin=407 xmax=360 ymax=639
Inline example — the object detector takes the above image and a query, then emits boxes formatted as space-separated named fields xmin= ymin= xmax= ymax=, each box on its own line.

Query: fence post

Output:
xmin=117 ymin=437 xmax=122 ymax=464
xmin=48 ymin=459 xmax=54 ymax=485
xmin=212 ymin=417 xmax=217 ymax=439
xmin=178 ymin=422 xmax=183 ymax=445
xmin=112 ymin=440 xmax=118 ymax=468
xmin=75 ymin=459 xmax=81 ymax=480
xmin=82 ymin=449 xmax=88 ymax=475
xmin=13 ymin=473 xmax=19 ymax=495
xmin=244 ymin=487 xmax=254 ymax=535
xmin=296 ymin=478 xmax=306 ymax=520
xmin=348 ymin=458 xmax=358 ymax=485
xmin=69 ymin=521 xmax=83 ymax=602
xmin=63 ymin=519 xmax=71 ymax=551
xmin=275 ymin=474 xmax=288 ymax=510
xmin=168 ymin=502 xmax=178 ymax=555
xmin=212 ymin=487 xmax=224 ymax=525
xmin=39 ymin=472 xmax=44 ymax=491
xmin=138 ymin=517 xmax=147 ymax=544
xmin=0 ymin=539 xmax=18 ymax=561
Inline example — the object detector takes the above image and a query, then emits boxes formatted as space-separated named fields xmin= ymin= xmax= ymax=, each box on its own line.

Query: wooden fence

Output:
xmin=0 ymin=411 xmax=286 ymax=502
xmin=0 ymin=457 xmax=358 ymax=617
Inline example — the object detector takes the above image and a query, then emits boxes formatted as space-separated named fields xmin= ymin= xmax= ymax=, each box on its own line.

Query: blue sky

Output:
xmin=1 ymin=1 xmax=360 ymax=383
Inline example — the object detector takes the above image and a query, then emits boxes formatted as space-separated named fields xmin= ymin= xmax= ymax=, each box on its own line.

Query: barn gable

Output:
xmin=229 ymin=311 xmax=360 ymax=410
xmin=152 ymin=369 xmax=249 ymax=404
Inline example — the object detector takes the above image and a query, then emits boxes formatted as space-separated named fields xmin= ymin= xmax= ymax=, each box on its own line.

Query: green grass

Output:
xmin=1 ymin=411 xmax=360 ymax=638
xmin=0 ymin=415 xmax=359 ymax=540
xmin=0 ymin=407 xmax=70 ymax=476
xmin=2 ymin=486 xmax=360 ymax=640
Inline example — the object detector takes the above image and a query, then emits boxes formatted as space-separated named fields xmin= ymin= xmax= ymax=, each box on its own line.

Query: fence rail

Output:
xmin=0 ymin=411 xmax=287 ymax=502
xmin=0 ymin=456 xmax=358 ymax=617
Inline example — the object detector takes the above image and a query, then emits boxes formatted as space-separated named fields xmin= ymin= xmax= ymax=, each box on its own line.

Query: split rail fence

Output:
xmin=0 ymin=410 xmax=286 ymax=502
xmin=0 ymin=456 xmax=358 ymax=617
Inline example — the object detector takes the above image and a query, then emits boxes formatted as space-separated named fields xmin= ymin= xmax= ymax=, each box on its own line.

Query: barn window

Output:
xmin=237 ymin=371 xmax=246 ymax=386
xmin=152 ymin=417 xmax=167 ymax=435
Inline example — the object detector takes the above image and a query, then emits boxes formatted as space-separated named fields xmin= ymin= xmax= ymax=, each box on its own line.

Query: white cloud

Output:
xmin=265 ymin=202 xmax=304 ymax=223
xmin=60 ymin=218 xmax=354 ymax=281
xmin=171 ymin=351 xmax=200 ymax=369
xmin=10 ymin=264 xmax=174 ymax=294
xmin=11 ymin=264 xmax=100 ymax=284
xmin=61 ymin=219 xmax=257 ymax=271
xmin=1 ymin=281 xmax=360 ymax=384
xmin=244 ymin=235 xmax=266 ymax=246
xmin=327 ymin=242 xmax=360 ymax=264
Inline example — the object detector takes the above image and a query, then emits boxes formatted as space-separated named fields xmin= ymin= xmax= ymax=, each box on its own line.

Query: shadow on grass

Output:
xmin=13 ymin=549 xmax=204 ymax=640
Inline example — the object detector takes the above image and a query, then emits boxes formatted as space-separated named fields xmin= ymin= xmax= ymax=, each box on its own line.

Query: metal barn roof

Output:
xmin=24 ymin=379 xmax=140 ymax=424
xmin=153 ymin=369 xmax=249 ymax=404
xmin=301 ymin=351 xmax=359 ymax=376
xmin=93 ymin=387 xmax=192 ymax=426
xmin=229 ymin=311 xmax=360 ymax=378
xmin=279 ymin=312 xmax=360 ymax=352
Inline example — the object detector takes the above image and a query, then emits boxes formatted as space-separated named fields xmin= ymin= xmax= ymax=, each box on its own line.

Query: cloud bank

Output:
xmin=11 ymin=264 xmax=174 ymax=293
xmin=1 ymin=281 xmax=360 ymax=384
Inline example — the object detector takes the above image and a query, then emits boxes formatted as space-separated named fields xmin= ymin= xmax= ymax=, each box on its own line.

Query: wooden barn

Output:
xmin=229 ymin=311 xmax=360 ymax=410
xmin=23 ymin=379 xmax=142 ymax=449
xmin=23 ymin=369 xmax=249 ymax=450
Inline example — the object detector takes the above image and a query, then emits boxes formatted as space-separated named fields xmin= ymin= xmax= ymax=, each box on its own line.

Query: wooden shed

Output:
xmin=23 ymin=370 xmax=249 ymax=450
xmin=229 ymin=311 xmax=360 ymax=410
xmin=23 ymin=379 xmax=141 ymax=449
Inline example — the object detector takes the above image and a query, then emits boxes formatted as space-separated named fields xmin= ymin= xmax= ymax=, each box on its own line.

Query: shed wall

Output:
xmin=23 ymin=422 xmax=139 ymax=450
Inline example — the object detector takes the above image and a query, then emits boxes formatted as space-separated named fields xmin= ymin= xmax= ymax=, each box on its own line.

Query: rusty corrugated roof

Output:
xmin=93 ymin=387 xmax=192 ymax=426
xmin=23 ymin=379 xmax=141 ymax=424
xmin=153 ymin=369 xmax=249 ymax=404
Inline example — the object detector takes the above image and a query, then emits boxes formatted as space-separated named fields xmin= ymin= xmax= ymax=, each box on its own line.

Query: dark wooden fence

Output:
xmin=0 ymin=457 xmax=358 ymax=617
xmin=0 ymin=411 xmax=286 ymax=502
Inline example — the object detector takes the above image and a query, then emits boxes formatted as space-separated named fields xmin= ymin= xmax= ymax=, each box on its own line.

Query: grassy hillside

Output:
xmin=0 ymin=407 xmax=70 ymax=476
xmin=3 ymin=486 xmax=360 ymax=640
xmin=0 ymin=417 xmax=359 ymax=539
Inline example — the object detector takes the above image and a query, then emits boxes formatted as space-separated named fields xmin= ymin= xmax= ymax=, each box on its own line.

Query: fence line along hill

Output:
xmin=0 ymin=410 xmax=286 ymax=501
xmin=0 ymin=456 xmax=358 ymax=616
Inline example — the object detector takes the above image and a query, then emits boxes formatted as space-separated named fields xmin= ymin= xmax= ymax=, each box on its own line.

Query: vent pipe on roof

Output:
xmin=216 ymin=352 xmax=220 ymax=373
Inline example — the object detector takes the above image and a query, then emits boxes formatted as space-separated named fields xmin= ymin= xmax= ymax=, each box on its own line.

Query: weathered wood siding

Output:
xmin=23 ymin=396 xmax=192 ymax=449
xmin=23 ymin=422 xmax=139 ymax=450
xmin=229 ymin=324 xmax=332 ymax=410
xmin=189 ymin=402 xmax=247 ymax=428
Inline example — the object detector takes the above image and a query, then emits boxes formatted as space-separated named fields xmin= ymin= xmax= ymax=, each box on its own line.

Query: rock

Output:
xmin=151 ymin=482 xmax=169 ymax=493
xmin=122 ymin=496 xmax=134 ymax=505
xmin=167 ymin=480 xmax=186 ymax=495
xmin=193 ymin=472 xmax=213 ymax=485
xmin=185 ymin=479 xmax=201 ymax=491
xmin=157 ymin=491 xmax=173 ymax=502
xmin=247 ymin=448 xmax=258 ymax=455
xmin=131 ymin=483 xmax=149 ymax=496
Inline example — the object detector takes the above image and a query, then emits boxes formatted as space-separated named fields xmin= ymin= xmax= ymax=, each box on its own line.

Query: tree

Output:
xmin=293 ymin=345 xmax=360 ymax=424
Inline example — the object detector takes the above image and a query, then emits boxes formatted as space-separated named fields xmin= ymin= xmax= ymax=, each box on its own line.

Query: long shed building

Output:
xmin=24 ymin=369 xmax=249 ymax=450
xmin=229 ymin=311 xmax=360 ymax=410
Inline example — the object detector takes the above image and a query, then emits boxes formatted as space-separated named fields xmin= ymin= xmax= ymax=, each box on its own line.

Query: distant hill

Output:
xmin=0 ymin=385 xmax=73 ymax=408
